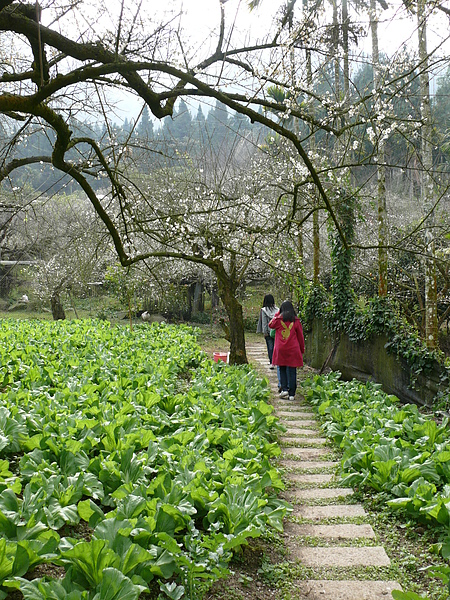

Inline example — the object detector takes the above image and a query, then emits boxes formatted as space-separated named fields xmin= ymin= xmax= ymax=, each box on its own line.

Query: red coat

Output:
xmin=269 ymin=313 xmax=305 ymax=367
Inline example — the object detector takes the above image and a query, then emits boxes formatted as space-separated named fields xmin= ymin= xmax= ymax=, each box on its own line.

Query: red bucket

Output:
xmin=213 ymin=352 xmax=228 ymax=363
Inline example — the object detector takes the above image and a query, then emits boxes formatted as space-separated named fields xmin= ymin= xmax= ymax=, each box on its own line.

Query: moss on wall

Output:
xmin=304 ymin=319 xmax=445 ymax=407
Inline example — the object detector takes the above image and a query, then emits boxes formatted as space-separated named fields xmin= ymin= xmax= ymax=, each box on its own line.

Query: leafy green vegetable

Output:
xmin=303 ymin=372 xmax=450 ymax=571
xmin=18 ymin=580 xmax=89 ymax=600
xmin=0 ymin=319 xmax=287 ymax=597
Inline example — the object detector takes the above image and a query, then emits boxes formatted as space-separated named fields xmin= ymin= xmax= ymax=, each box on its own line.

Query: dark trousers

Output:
xmin=279 ymin=366 xmax=297 ymax=396
xmin=264 ymin=335 xmax=275 ymax=364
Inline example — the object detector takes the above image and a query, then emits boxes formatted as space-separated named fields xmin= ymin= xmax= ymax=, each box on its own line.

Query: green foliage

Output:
xmin=305 ymin=288 xmax=450 ymax=389
xmin=303 ymin=373 xmax=450 ymax=578
xmin=104 ymin=265 xmax=144 ymax=317
xmin=189 ymin=312 xmax=211 ymax=325
xmin=0 ymin=318 xmax=288 ymax=598
xmin=428 ymin=563 xmax=450 ymax=595
xmin=352 ymin=296 xmax=449 ymax=387
xmin=304 ymin=284 xmax=330 ymax=327
xmin=243 ymin=314 xmax=258 ymax=333
xmin=392 ymin=592 xmax=428 ymax=600
xmin=328 ymin=190 xmax=356 ymax=328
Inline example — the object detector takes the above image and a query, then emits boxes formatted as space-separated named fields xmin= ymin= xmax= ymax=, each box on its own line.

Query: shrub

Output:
xmin=243 ymin=314 xmax=258 ymax=332
xmin=190 ymin=311 xmax=211 ymax=324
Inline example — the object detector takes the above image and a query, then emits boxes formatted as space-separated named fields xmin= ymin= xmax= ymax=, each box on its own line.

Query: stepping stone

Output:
xmin=289 ymin=487 xmax=353 ymax=500
xmin=280 ymin=436 xmax=327 ymax=445
xmin=279 ymin=401 xmax=310 ymax=408
xmin=276 ymin=406 xmax=314 ymax=412
xmin=275 ymin=401 xmax=311 ymax=408
xmin=283 ymin=420 xmax=318 ymax=428
xmin=276 ymin=407 xmax=314 ymax=415
xmin=285 ymin=522 xmax=375 ymax=539
xmin=291 ymin=546 xmax=391 ymax=567
xmin=289 ymin=473 xmax=334 ymax=485
xmin=276 ymin=399 xmax=307 ymax=405
xmin=282 ymin=428 xmax=321 ymax=436
xmin=284 ymin=447 xmax=329 ymax=458
xmin=277 ymin=411 xmax=315 ymax=417
xmin=294 ymin=580 xmax=402 ymax=599
xmin=279 ymin=460 xmax=339 ymax=470
xmin=293 ymin=504 xmax=367 ymax=520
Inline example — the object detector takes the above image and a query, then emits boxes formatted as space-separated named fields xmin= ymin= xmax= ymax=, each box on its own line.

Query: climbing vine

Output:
xmin=305 ymin=288 xmax=450 ymax=401
xmin=301 ymin=187 xmax=450 ymax=399
xmin=328 ymin=190 xmax=356 ymax=328
xmin=304 ymin=283 xmax=330 ymax=324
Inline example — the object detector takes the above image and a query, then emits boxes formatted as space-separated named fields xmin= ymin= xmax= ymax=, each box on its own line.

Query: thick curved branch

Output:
xmin=437 ymin=2 xmax=450 ymax=15
xmin=0 ymin=8 xmax=179 ymax=118
xmin=0 ymin=4 xmax=348 ymax=247
xmin=0 ymin=155 xmax=52 ymax=180
xmin=2 ymin=3 xmax=49 ymax=86
xmin=14 ymin=102 xmax=133 ymax=266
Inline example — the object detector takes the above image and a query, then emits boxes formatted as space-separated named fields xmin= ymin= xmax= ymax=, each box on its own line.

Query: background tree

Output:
xmin=24 ymin=194 xmax=109 ymax=319
xmin=121 ymin=129 xmax=290 ymax=363
xmin=0 ymin=0 xmax=449 ymax=358
xmin=416 ymin=0 xmax=438 ymax=348
xmin=370 ymin=0 xmax=388 ymax=297
xmin=137 ymin=105 xmax=154 ymax=140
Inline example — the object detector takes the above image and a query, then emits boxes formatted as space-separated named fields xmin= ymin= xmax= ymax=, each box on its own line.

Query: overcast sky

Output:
xmin=112 ymin=0 xmax=450 ymax=122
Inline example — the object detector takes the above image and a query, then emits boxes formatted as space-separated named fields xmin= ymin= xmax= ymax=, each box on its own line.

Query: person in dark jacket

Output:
xmin=256 ymin=294 xmax=278 ymax=369
xmin=269 ymin=300 xmax=305 ymax=400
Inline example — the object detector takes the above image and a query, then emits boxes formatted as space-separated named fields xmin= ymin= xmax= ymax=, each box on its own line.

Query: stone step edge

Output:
xmin=290 ymin=545 xmax=391 ymax=567
xmin=293 ymin=580 xmax=402 ymax=597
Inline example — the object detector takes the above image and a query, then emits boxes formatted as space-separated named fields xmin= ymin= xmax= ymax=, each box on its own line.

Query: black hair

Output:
xmin=263 ymin=294 xmax=275 ymax=308
xmin=279 ymin=300 xmax=296 ymax=322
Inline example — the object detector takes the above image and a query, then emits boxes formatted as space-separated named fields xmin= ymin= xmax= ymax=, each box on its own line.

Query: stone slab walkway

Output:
xmin=246 ymin=343 xmax=403 ymax=600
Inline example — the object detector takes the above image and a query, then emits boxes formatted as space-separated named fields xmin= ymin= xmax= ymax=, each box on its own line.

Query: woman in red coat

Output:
xmin=269 ymin=300 xmax=305 ymax=400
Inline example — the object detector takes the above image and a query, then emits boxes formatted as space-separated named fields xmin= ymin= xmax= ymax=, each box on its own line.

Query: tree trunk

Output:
xmin=51 ymin=291 xmax=66 ymax=320
xmin=68 ymin=289 xmax=79 ymax=318
xmin=377 ymin=144 xmax=388 ymax=297
xmin=417 ymin=0 xmax=438 ymax=349
xmin=332 ymin=0 xmax=340 ymax=103
xmin=211 ymin=287 xmax=219 ymax=308
xmin=186 ymin=284 xmax=193 ymax=319
xmin=330 ymin=0 xmax=355 ymax=317
xmin=289 ymin=12 xmax=304 ymax=268
xmin=215 ymin=265 xmax=248 ymax=365
xmin=187 ymin=282 xmax=205 ymax=318
xmin=370 ymin=0 xmax=388 ymax=297
xmin=342 ymin=0 xmax=349 ymax=103
xmin=305 ymin=31 xmax=320 ymax=283
xmin=192 ymin=281 xmax=204 ymax=314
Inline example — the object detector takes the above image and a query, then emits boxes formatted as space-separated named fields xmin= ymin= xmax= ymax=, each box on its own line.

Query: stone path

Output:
xmin=246 ymin=343 xmax=403 ymax=600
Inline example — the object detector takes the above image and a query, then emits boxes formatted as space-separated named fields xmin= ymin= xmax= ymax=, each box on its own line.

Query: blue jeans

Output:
xmin=279 ymin=366 xmax=297 ymax=396
xmin=264 ymin=335 xmax=274 ymax=364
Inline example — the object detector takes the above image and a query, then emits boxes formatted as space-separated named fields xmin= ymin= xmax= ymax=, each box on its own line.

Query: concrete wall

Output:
xmin=304 ymin=320 xmax=446 ymax=407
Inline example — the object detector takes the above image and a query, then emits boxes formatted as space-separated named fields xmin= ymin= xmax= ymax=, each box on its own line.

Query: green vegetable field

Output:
xmin=303 ymin=372 xmax=450 ymax=594
xmin=0 ymin=319 xmax=288 ymax=600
